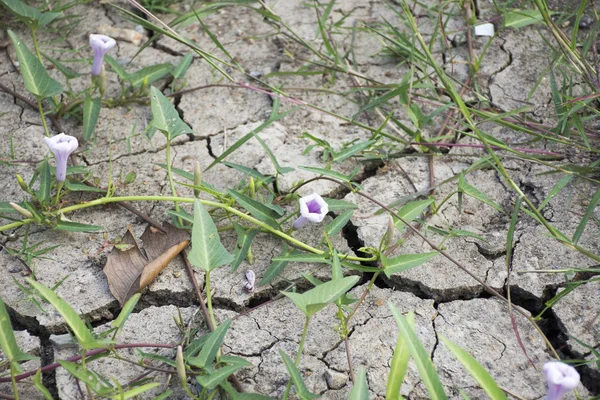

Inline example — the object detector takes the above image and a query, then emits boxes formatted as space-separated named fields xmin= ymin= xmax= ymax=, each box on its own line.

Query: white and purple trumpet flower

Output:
xmin=293 ymin=193 xmax=328 ymax=229
xmin=44 ymin=133 xmax=78 ymax=182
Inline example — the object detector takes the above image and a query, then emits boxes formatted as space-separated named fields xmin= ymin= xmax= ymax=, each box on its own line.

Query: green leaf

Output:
xmin=393 ymin=199 xmax=434 ymax=232
xmin=188 ymin=319 xmax=232 ymax=370
xmin=298 ymin=165 xmax=359 ymax=182
xmin=0 ymin=297 xmax=37 ymax=372
xmin=326 ymin=210 xmax=353 ymax=237
xmin=439 ymin=335 xmax=507 ymax=400
xmin=332 ymin=141 xmax=374 ymax=163
xmin=27 ymin=279 xmax=111 ymax=350
xmin=222 ymin=162 xmax=271 ymax=182
xmin=389 ymin=306 xmax=447 ymax=400
xmin=58 ymin=360 xmax=113 ymax=395
xmin=188 ymin=199 xmax=233 ymax=271
xmin=324 ymin=198 xmax=358 ymax=212
xmin=166 ymin=209 xmax=194 ymax=224
xmin=55 ymin=220 xmax=103 ymax=232
xmin=64 ymin=180 xmax=105 ymax=193
xmin=228 ymin=190 xmax=281 ymax=228
xmin=128 ymin=63 xmax=172 ymax=87
xmin=279 ymin=350 xmax=320 ymax=399
xmin=37 ymin=159 xmax=51 ymax=204
xmin=104 ymin=55 xmax=128 ymax=81
xmin=196 ymin=362 xmax=250 ymax=390
xmin=348 ymin=367 xmax=369 ymax=400
xmin=0 ymin=0 xmax=61 ymax=28
xmin=382 ymin=252 xmax=438 ymax=278
xmin=573 ymin=186 xmax=600 ymax=244
xmin=8 ymin=30 xmax=63 ymax=99
xmin=149 ymin=86 xmax=193 ymax=141
xmin=171 ymin=52 xmax=193 ymax=80
xmin=282 ymin=275 xmax=359 ymax=318
xmin=41 ymin=52 xmax=82 ymax=79
xmin=504 ymin=9 xmax=544 ymax=29
xmin=386 ymin=313 xmax=414 ymax=400
xmin=253 ymin=133 xmax=294 ymax=174
xmin=82 ymin=96 xmax=101 ymax=141
xmin=231 ymin=222 xmax=259 ymax=272
xmin=33 ymin=369 xmax=54 ymax=400
xmin=458 ymin=175 xmax=504 ymax=213
xmin=258 ymin=245 xmax=290 ymax=286
xmin=110 ymin=293 xmax=140 ymax=338
xmin=115 ymin=382 xmax=161 ymax=399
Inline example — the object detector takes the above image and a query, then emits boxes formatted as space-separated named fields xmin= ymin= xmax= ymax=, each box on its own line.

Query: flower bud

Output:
xmin=193 ymin=161 xmax=202 ymax=198
xmin=10 ymin=202 xmax=33 ymax=218
xmin=16 ymin=174 xmax=29 ymax=193
xmin=384 ymin=215 xmax=395 ymax=248
xmin=175 ymin=345 xmax=186 ymax=385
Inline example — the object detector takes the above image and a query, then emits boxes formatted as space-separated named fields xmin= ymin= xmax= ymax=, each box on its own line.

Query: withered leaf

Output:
xmin=103 ymin=223 xmax=190 ymax=306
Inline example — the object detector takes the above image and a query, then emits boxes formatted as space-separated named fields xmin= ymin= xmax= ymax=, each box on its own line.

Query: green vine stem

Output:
xmin=165 ymin=141 xmax=182 ymax=225
xmin=0 ymin=195 xmax=375 ymax=263
xmin=204 ymin=270 xmax=217 ymax=331
xmin=10 ymin=364 xmax=19 ymax=400
xmin=36 ymin=97 xmax=51 ymax=137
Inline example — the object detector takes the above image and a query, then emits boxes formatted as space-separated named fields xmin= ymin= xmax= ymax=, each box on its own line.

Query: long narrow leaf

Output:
xmin=389 ymin=305 xmax=447 ymax=400
xmin=386 ymin=313 xmax=414 ymax=400
xmin=28 ymin=279 xmax=110 ymax=349
xmin=439 ymin=335 xmax=507 ymax=400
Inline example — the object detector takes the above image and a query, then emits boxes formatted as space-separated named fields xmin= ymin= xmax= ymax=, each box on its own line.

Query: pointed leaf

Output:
xmin=332 ymin=141 xmax=374 ymax=163
xmin=8 ymin=30 xmax=63 ymax=98
xmin=280 ymin=350 xmax=320 ymax=399
xmin=386 ymin=313 xmax=414 ymax=400
xmin=37 ymin=159 xmax=51 ymax=204
xmin=57 ymin=360 xmax=113 ymax=395
xmin=382 ymin=252 xmax=438 ymax=277
xmin=188 ymin=319 xmax=232 ymax=370
xmin=83 ymin=96 xmax=101 ymax=141
xmin=326 ymin=210 xmax=353 ymax=237
xmin=110 ymin=293 xmax=141 ymax=338
xmin=324 ymin=198 xmax=358 ymax=211
xmin=33 ymin=369 xmax=54 ymax=400
xmin=42 ymin=52 xmax=82 ymax=79
xmin=282 ymin=275 xmax=359 ymax=318
xmin=228 ymin=189 xmax=280 ymax=228
xmin=189 ymin=199 xmax=233 ymax=272
xmin=0 ymin=297 xmax=37 ymax=372
xmin=117 ymin=382 xmax=161 ymax=399
xmin=258 ymin=244 xmax=290 ymax=286
xmin=439 ymin=335 xmax=507 ymax=400
xmin=573 ymin=186 xmax=600 ymax=244
xmin=128 ymin=63 xmax=172 ymax=87
xmin=231 ymin=222 xmax=259 ymax=272
xmin=28 ymin=279 xmax=110 ymax=349
xmin=390 ymin=306 xmax=447 ymax=400
xmin=393 ymin=199 xmax=434 ymax=232
xmin=150 ymin=86 xmax=193 ymax=140
xmin=196 ymin=362 xmax=250 ymax=390
xmin=55 ymin=220 xmax=103 ymax=232
xmin=273 ymin=252 xmax=330 ymax=264
xmin=348 ymin=367 xmax=369 ymax=400
xmin=171 ymin=53 xmax=193 ymax=80
xmin=104 ymin=55 xmax=128 ymax=81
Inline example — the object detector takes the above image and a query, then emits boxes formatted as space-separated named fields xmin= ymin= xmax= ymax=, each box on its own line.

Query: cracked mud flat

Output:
xmin=0 ymin=0 xmax=599 ymax=398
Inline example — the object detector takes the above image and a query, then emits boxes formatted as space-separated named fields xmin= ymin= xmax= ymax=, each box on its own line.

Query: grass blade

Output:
xmin=439 ymin=335 xmax=507 ymax=400
xmin=389 ymin=304 xmax=447 ymax=400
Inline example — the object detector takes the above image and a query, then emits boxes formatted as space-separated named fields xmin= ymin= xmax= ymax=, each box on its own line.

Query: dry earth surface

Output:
xmin=0 ymin=0 xmax=599 ymax=399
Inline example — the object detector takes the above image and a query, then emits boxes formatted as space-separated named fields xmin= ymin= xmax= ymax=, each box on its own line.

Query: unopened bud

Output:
xmin=176 ymin=345 xmax=186 ymax=385
xmin=16 ymin=175 xmax=29 ymax=193
xmin=249 ymin=177 xmax=255 ymax=198
xmin=384 ymin=215 xmax=395 ymax=248
xmin=193 ymin=161 xmax=202 ymax=198
xmin=9 ymin=202 xmax=33 ymax=218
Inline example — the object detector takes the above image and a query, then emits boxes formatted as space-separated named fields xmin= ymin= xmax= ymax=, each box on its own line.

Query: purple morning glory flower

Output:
xmin=293 ymin=193 xmax=328 ymax=229
xmin=89 ymin=34 xmax=116 ymax=76
xmin=44 ymin=133 xmax=78 ymax=182
xmin=543 ymin=361 xmax=580 ymax=400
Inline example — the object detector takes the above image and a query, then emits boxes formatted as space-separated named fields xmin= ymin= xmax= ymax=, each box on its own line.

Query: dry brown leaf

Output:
xmin=103 ymin=223 xmax=190 ymax=306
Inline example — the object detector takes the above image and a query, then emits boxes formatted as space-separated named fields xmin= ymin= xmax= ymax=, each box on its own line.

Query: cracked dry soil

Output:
xmin=1 ymin=0 xmax=599 ymax=399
